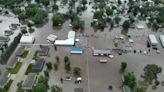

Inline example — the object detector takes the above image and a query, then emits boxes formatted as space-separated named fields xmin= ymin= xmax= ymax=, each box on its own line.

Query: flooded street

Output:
xmin=31 ymin=2 xmax=164 ymax=92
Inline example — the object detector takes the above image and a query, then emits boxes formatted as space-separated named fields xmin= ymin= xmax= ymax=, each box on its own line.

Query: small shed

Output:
xmin=46 ymin=34 xmax=57 ymax=42
xmin=22 ymin=73 xmax=37 ymax=90
xmin=20 ymin=34 xmax=35 ymax=44
xmin=31 ymin=58 xmax=45 ymax=70
xmin=70 ymin=46 xmax=83 ymax=54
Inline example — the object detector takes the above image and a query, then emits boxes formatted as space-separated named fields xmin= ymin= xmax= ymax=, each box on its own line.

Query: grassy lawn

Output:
xmin=0 ymin=80 xmax=13 ymax=92
xmin=8 ymin=62 xmax=22 ymax=74
xmin=20 ymin=50 xmax=29 ymax=58
xmin=25 ymin=64 xmax=40 ymax=75
xmin=32 ymin=50 xmax=39 ymax=60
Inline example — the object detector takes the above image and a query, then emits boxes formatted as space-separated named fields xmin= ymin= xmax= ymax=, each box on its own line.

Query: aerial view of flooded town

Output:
xmin=0 ymin=0 xmax=164 ymax=92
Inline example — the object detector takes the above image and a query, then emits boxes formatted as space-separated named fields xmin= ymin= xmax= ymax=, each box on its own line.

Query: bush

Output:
xmin=73 ymin=67 xmax=81 ymax=74
xmin=46 ymin=62 xmax=52 ymax=70
xmin=52 ymin=13 xmax=65 ymax=26
xmin=44 ymin=70 xmax=49 ymax=78
xmin=32 ymin=51 xmax=39 ymax=60
xmin=20 ymin=50 xmax=29 ymax=58
xmin=64 ymin=56 xmax=69 ymax=63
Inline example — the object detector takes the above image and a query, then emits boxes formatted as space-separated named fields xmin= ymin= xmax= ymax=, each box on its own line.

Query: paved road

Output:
xmin=9 ymin=45 xmax=36 ymax=92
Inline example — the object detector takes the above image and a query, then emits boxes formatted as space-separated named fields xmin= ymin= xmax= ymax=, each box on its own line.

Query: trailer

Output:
xmin=148 ymin=34 xmax=158 ymax=48
xmin=159 ymin=35 xmax=164 ymax=48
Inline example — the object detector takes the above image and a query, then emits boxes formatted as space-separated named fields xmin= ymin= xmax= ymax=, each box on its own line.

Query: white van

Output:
xmin=99 ymin=59 xmax=107 ymax=63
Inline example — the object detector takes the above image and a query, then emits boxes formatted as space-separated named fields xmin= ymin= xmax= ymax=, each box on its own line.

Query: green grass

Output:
xmin=25 ymin=64 xmax=40 ymax=75
xmin=20 ymin=50 xmax=29 ymax=58
xmin=8 ymin=62 xmax=22 ymax=74
xmin=32 ymin=50 xmax=39 ymax=60
xmin=0 ymin=80 xmax=13 ymax=92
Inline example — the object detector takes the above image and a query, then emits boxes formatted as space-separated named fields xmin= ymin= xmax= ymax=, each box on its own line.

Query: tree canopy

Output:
xmin=143 ymin=64 xmax=162 ymax=82
xmin=32 ymin=83 xmax=47 ymax=92
xmin=52 ymin=13 xmax=65 ymax=26
xmin=122 ymin=20 xmax=131 ymax=30
xmin=124 ymin=72 xmax=136 ymax=89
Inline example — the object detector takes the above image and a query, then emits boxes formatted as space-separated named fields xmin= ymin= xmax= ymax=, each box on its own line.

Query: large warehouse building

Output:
xmin=54 ymin=31 xmax=75 ymax=46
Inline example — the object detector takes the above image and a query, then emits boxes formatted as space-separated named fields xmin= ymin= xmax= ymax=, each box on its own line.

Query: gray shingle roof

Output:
xmin=0 ymin=71 xmax=10 ymax=88
xmin=32 ymin=58 xmax=45 ymax=70
xmin=22 ymin=73 xmax=37 ymax=90
xmin=7 ymin=56 xmax=19 ymax=69
xmin=15 ymin=46 xmax=25 ymax=56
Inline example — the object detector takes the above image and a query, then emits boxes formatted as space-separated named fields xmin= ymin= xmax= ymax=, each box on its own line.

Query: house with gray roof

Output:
xmin=6 ymin=56 xmax=19 ymax=69
xmin=0 ymin=71 xmax=10 ymax=88
xmin=22 ymin=73 xmax=37 ymax=90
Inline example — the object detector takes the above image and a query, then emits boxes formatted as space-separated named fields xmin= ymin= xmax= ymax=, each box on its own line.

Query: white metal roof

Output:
xmin=20 ymin=34 xmax=35 ymax=44
xmin=68 ymin=31 xmax=75 ymax=39
xmin=54 ymin=31 xmax=75 ymax=46
xmin=54 ymin=38 xmax=75 ymax=46
xmin=160 ymin=35 xmax=164 ymax=47
xmin=46 ymin=34 xmax=57 ymax=42
xmin=148 ymin=34 xmax=158 ymax=44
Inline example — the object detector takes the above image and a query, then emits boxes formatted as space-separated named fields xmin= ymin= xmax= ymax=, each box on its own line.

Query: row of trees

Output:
xmin=17 ymin=4 xmax=48 ymax=24
xmin=0 ymin=33 xmax=22 ymax=64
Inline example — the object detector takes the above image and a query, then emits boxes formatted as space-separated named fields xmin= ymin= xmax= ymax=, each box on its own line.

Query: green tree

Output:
xmin=122 ymin=20 xmax=131 ymax=30
xmin=143 ymin=64 xmax=162 ymax=83
xmin=81 ymin=0 xmax=87 ymax=6
xmin=44 ymin=70 xmax=49 ymax=77
xmin=52 ymin=4 xmax=59 ymax=11
xmin=12 ymin=7 xmax=21 ymax=15
xmin=25 ymin=6 xmax=38 ymax=17
xmin=18 ymin=12 xmax=27 ymax=21
xmin=114 ymin=16 xmax=121 ymax=25
xmin=52 ymin=13 xmax=65 ymax=26
xmin=121 ymin=62 xmax=127 ymax=72
xmin=46 ymin=62 xmax=52 ymax=70
xmin=124 ymin=72 xmax=136 ymax=89
xmin=139 ymin=7 xmax=147 ymax=16
xmin=93 ymin=10 xmax=104 ymax=19
xmin=38 ymin=75 xmax=49 ymax=87
xmin=51 ymin=85 xmax=62 ymax=92
xmin=105 ymin=6 xmax=113 ymax=16
xmin=64 ymin=56 xmax=69 ymax=63
xmin=72 ymin=19 xmax=84 ymax=29
xmin=65 ymin=61 xmax=71 ymax=71
xmin=41 ymin=0 xmax=50 ymax=6
xmin=32 ymin=83 xmax=47 ymax=92
xmin=32 ymin=9 xmax=47 ymax=24
xmin=27 ymin=22 xmax=34 ymax=30
xmin=73 ymin=67 xmax=81 ymax=74
xmin=0 ymin=47 xmax=4 ymax=53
